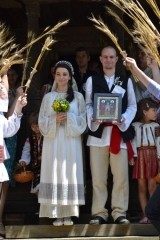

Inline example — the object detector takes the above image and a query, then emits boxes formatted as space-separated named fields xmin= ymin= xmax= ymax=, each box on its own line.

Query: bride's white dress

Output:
xmin=38 ymin=91 xmax=86 ymax=218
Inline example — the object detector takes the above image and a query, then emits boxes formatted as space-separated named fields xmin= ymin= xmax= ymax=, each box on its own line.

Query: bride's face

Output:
xmin=55 ymin=67 xmax=71 ymax=87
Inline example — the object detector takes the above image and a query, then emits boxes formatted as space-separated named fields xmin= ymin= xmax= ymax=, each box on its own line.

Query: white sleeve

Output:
xmin=19 ymin=138 xmax=31 ymax=165
xmin=156 ymin=136 xmax=160 ymax=158
xmin=85 ymin=77 xmax=101 ymax=132
xmin=118 ymin=78 xmax=137 ymax=132
xmin=38 ymin=94 xmax=57 ymax=138
xmin=3 ymin=112 xmax=21 ymax=138
xmin=65 ymin=92 xmax=87 ymax=137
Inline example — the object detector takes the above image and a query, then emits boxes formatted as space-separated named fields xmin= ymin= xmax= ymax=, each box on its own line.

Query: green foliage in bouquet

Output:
xmin=52 ymin=98 xmax=70 ymax=112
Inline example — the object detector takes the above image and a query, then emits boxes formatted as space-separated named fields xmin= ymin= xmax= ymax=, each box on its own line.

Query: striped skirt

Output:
xmin=133 ymin=146 xmax=158 ymax=179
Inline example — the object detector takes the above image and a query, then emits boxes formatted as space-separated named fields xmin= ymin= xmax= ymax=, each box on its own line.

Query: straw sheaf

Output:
xmin=107 ymin=0 xmax=160 ymax=65
xmin=108 ymin=0 xmax=159 ymax=33
xmin=0 ymin=23 xmax=21 ymax=76
xmin=0 ymin=54 xmax=24 ymax=77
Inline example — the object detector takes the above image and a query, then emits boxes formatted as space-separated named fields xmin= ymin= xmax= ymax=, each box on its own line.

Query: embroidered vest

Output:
xmin=92 ymin=72 xmax=128 ymax=111
xmin=29 ymin=133 xmax=43 ymax=189
xmin=89 ymin=72 xmax=135 ymax=142
xmin=29 ymin=133 xmax=43 ymax=165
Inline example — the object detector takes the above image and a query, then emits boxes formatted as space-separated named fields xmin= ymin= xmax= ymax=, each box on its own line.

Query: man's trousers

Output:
xmin=90 ymin=146 xmax=129 ymax=221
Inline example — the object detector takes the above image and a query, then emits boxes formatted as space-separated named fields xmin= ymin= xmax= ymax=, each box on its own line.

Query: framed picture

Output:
xmin=93 ymin=93 xmax=122 ymax=122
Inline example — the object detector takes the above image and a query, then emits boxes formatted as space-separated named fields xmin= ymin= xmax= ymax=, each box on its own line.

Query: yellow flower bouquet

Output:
xmin=52 ymin=98 xmax=70 ymax=112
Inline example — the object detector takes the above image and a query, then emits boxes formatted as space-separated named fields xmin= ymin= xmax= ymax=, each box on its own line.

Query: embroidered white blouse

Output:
xmin=131 ymin=122 xmax=160 ymax=157
xmin=0 ymin=111 xmax=22 ymax=181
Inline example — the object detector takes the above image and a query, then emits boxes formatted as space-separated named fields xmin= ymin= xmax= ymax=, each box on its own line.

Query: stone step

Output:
xmin=7 ymin=237 xmax=160 ymax=240
xmin=5 ymin=224 xmax=159 ymax=239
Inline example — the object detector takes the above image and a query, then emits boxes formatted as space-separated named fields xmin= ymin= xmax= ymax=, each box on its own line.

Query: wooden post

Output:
xmin=22 ymin=0 xmax=42 ymax=113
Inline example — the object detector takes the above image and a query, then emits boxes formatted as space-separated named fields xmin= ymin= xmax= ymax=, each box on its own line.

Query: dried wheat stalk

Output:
xmin=108 ymin=0 xmax=158 ymax=34
xmin=106 ymin=7 xmax=133 ymax=38
xmin=88 ymin=14 xmax=139 ymax=81
xmin=21 ymin=32 xmax=35 ymax=86
xmin=18 ymin=19 xmax=69 ymax=54
xmin=107 ymin=0 xmax=160 ymax=65
xmin=145 ymin=0 xmax=160 ymax=19
xmin=0 ymin=19 xmax=69 ymax=77
xmin=0 ymin=23 xmax=20 ymax=75
xmin=88 ymin=14 xmax=127 ymax=59
xmin=0 ymin=54 xmax=24 ymax=77
xmin=24 ymin=36 xmax=55 ymax=92
xmin=88 ymin=14 xmax=139 ymax=82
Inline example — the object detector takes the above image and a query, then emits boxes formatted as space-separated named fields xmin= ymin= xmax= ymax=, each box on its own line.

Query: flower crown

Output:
xmin=54 ymin=60 xmax=74 ymax=75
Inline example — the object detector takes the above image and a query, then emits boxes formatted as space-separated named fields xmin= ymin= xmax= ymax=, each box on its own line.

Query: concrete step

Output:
xmin=5 ymin=224 xmax=159 ymax=239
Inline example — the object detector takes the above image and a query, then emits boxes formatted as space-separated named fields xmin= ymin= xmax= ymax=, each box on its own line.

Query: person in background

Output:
xmin=124 ymin=56 xmax=160 ymax=233
xmin=124 ymin=57 xmax=160 ymax=100
xmin=38 ymin=61 xmax=86 ymax=226
xmin=145 ymin=181 xmax=160 ymax=233
xmin=89 ymin=60 xmax=101 ymax=74
xmin=0 ymin=67 xmax=25 ymax=237
xmin=0 ymin=77 xmax=27 ymax=237
xmin=128 ymin=53 xmax=160 ymax=124
xmin=131 ymin=49 xmax=160 ymax=102
xmin=19 ymin=112 xmax=43 ymax=198
xmin=86 ymin=46 xmax=137 ymax=224
xmin=131 ymin=98 xmax=160 ymax=224
xmin=144 ymin=57 xmax=160 ymax=124
xmin=5 ymin=67 xmax=24 ymax=184
xmin=74 ymin=47 xmax=95 ymax=182
xmin=74 ymin=46 xmax=95 ymax=97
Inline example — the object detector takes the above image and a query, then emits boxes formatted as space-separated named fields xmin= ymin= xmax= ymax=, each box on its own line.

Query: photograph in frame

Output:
xmin=93 ymin=93 xmax=122 ymax=122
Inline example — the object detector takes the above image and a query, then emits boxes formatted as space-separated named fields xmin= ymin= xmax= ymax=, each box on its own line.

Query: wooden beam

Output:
xmin=0 ymin=0 xmax=22 ymax=8
xmin=0 ymin=0 xmax=159 ymax=8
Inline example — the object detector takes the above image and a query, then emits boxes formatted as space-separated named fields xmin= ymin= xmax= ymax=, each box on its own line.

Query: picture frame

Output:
xmin=93 ymin=93 xmax=122 ymax=122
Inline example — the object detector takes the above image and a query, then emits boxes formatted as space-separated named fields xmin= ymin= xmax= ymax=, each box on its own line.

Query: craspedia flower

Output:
xmin=52 ymin=98 xmax=70 ymax=112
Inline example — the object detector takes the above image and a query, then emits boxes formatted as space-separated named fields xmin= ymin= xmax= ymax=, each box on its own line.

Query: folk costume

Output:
xmin=0 ymin=112 xmax=22 ymax=182
xmin=132 ymin=122 xmax=160 ymax=179
xmin=38 ymin=90 xmax=86 ymax=218
xmin=0 ymin=84 xmax=22 ymax=182
xmin=86 ymin=72 xmax=137 ymax=222
xmin=19 ymin=133 xmax=43 ymax=193
xmin=135 ymin=67 xmax=160 ymax=233
xmin=5 ymin=88 xmax=17 ymax=184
